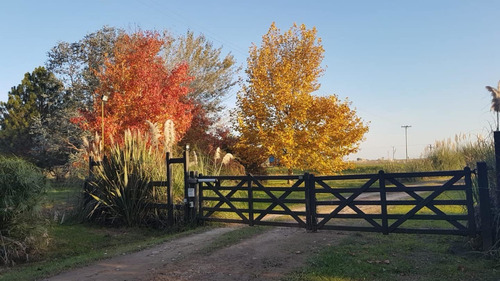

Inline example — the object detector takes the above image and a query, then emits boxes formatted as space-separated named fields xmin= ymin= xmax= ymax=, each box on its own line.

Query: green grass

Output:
xmin=343 ymin=162 xmax=385 ymax=175
xmin=0 ymin=224 xmax=203 ymax=281
xmin=43 ymin=183 xmax=81 ymax=210
xmin=0 ymin=177 xmax=202 ymax=281
xmin=285 ymin=232 xmax=500 ymax=281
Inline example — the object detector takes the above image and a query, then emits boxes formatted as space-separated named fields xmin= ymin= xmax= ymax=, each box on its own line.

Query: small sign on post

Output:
xmin=188 ymin=187 xmax=195 ymax=198
xmin=197 ymin=178 xmax=217 ymax=183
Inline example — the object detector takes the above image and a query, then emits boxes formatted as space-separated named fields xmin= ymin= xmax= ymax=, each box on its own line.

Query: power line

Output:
xmin=137 ymin=0 xmax=248 ymax=56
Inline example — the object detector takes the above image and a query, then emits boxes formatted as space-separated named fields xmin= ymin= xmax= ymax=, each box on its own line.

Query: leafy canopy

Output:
xmin=74 ymin=31 xmax=194 ymax=143
xmin=236 ymin=23 xmax=368 ymax=174
xmin=163 ymin=31 xmax=240 ymax=152
xmin=47 ymin=27 xmax=238 ymax=155
xmin=47 ymin=26 xmax=124 ymax=107
xmin=163 ymin=30 xmax=239 ymax=114
xmin=0 ymin=67 xmax=69 ymax=164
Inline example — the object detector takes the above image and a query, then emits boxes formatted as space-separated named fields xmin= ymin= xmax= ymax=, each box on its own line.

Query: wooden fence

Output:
xmin=87 ymin=155 xmax=494 ymax=249
xmin=192 ymin=165 xmax=493 ymax=249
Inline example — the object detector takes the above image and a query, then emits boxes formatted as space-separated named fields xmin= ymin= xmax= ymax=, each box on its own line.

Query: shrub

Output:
xmin=426 ymin=134 xmax=493 ymax=170
xmin=382 ymin=134 xmax=494 ymax=174
xmin=82 ymin=130 xmax=169 ymax=226
xmin=81 ymin=121 xmax=244 ymax=227
xmin=0 ymin=155 xmax=48 ymax=265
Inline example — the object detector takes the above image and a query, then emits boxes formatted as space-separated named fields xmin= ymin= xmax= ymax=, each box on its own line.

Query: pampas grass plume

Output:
xmin=214 ymin=147 xmax=221 ymax=162
xmin=192 ymin=150 xmax=198 ymax=166
xmin=164 ymin=120 xmax=176 ymax=152
xmin=222 ymin=153 xmax=234 ymax=165
xmin=146 ymin=120 xmax=160 ymax=148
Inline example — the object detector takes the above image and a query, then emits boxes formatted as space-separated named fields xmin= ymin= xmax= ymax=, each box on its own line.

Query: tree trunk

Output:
xmin=287 ymin=168 xmax=293 ymax=185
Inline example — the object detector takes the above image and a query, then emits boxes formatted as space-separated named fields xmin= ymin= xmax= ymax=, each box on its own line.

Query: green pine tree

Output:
xmin=0 ymin=67 xmax=67 ymax=164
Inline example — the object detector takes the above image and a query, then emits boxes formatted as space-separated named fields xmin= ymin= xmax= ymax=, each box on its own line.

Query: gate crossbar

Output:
xmin=315 ymin=176 xmax=381 ymax=230
xmin=385 ymin=177 xmax=468 ymax=231
xmin=202 ymin=180 xmax=249 ymax=223
xmin=387 ymin=174 xmax=464 ymax=232
xmin=250 ymin=175 xmax=306 ymax=227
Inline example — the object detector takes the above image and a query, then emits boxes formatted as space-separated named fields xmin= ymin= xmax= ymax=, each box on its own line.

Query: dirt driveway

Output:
xmin=44 ymin=226 xmax=347 ymax=281
xmin=44 ymin=189 xmax=428 ymax=281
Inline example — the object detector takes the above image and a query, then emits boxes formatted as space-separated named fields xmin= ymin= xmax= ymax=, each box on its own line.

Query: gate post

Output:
xmin=305 ymin=173 xmax=317 ymax=232
xmin=248 ymin=174 xmax=254 ymax=226
xmin=165 ymin=145 xmax=190 ymax=225
xmin=186 ymin=171 xmax=197 ymax=222
xmin=183 ymin=147 xmax=190 ymax=222
xmin=166 ymin=152 xmax=173 ymax=225
xmin=477 ymin=162 xmax=493 ymax=250
xmin=379 ymin=170 xmax=389 ymax=235
xmin=198 ymin=173 xmax=204 ymax=224
xmin=494 ymin=131 xmax=500 ymax=208
xmin=464 ymin=167 xmax=477 ymax=237
xmin=305 ymin=173 xmax=311 ymax=231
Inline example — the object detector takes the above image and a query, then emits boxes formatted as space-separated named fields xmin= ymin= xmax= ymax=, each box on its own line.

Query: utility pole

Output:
xmin=401 ymin=125 xmax=411 ymax=160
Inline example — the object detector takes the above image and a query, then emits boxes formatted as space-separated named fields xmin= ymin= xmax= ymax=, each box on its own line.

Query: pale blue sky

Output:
xmin=1 ymin=0 xmax=499 ymax=160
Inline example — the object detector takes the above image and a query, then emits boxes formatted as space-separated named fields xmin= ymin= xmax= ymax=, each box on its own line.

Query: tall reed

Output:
xmin=189 ymin=147 xmax=243 ymax=176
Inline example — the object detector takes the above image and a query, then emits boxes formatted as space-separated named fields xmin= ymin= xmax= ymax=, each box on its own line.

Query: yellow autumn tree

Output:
xmin=235 ymin=22 xmax=368 ymax=174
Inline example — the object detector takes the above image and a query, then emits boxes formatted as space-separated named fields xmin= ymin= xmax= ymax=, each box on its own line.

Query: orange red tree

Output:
xmin=74 ymin=31 xmax=194 ymax=144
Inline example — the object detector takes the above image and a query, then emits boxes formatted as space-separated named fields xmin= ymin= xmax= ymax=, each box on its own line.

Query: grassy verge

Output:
xmin=0 ymin=223 xmax=204 ymax=281
xmin=285 ymin=232 xmax=499 ymax=281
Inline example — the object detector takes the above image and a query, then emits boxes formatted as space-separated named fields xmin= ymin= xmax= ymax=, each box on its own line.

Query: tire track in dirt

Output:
xmin=44 ymin=227 xmax=236 ymax=281
xmin=44 ymin=226 xmax=347 ymax=281
xmin=147 ymin=227 xmax=345 ymax=281
xmin=44 ymin=189 xmax=425 ymax=281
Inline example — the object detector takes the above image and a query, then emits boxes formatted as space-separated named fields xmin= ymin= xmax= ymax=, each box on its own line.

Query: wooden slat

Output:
xmin=315 ymin=200 xmax=468 ymax=206
xmin=315 ymin=213 xmax=468 ymax=221
xmin=249 ymin=175 xmax=306 ymax=227
xmin=386 ymin=177 xmax=467 ymax=231
xmin=203 ymin=179 xmax=247 ymax=218
xmin=315 ymin=176 xmax=382 ymax=230
xmin=387 ymin=174 xmax=463 ymax=232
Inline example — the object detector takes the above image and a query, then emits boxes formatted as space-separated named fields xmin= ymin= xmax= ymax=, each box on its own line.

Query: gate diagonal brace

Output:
xmin=249 ymin=175 xmax=307 ymax=227
xmin=203 ymin=179 xmax=246 ymax=217
xmin=316 ymin=176 xmax=382 ymax=230
xmin=388 ymin=174 xmax=463 ymax=232
xmin=203 ymin=180 xmax=249 ymax=223
xmin=386 ymin=177 xmax=467 ymax=231
xmin=253 ymin=178 xmax=305 ymax=222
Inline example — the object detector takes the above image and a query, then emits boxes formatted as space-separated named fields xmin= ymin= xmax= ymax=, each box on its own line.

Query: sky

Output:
xmin=1 ymin=0 xmax=499 ymax=160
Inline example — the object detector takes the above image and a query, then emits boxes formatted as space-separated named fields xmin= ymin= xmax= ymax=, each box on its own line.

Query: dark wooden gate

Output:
xmin=195 ymin=166 xmax=492 ymax=242
xmin=197 ymin=174 xmax=309 ymax=228
xmin=310 ymin=169 xmax=476 ymax=235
